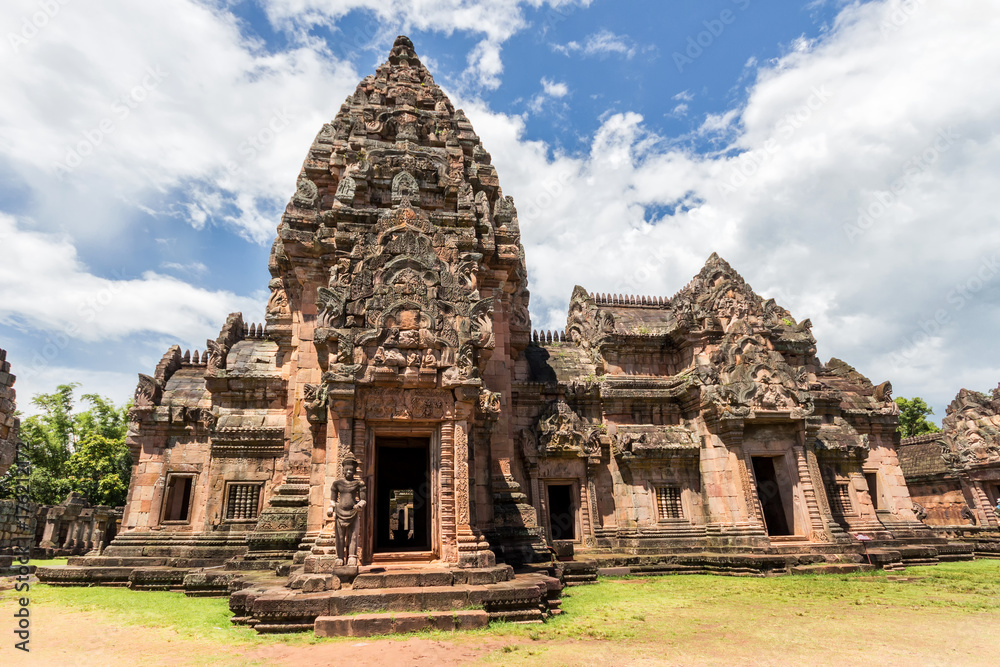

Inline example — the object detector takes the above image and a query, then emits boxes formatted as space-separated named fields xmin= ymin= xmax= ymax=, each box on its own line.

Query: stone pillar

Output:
xmin=79 ymin=517 xmax=92 ymax=552
xmin=970 ymin=480 xmax=999 ymax=527
xmin=62 ymin=519 xmax=76 ymax=550
xmin=792 ymin=443 xmax=828 ymax=542
xmin=584 ymin=459 xmax=601 ymax=547
xmin=736 ymin=450 xmax=765 ymax=528
xmin=803 ymin=441 xmax=848 ymax=540
xmin=88 ymin=514 xmax=107 ymax=555
xmin=40 ymin=514 xmax=59 ymax=549
xmin=439 ymin=420 xmax=457 ymax=562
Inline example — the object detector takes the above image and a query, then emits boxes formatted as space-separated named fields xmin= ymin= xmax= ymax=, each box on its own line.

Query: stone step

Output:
xmin=128 ymin=567 xmax=191 ymax=591
xmin=351 ymin=565 xmax=513 ymax=589
xmin=562 ymin=560 xmax=598 ymax=586
xmin=224 ymin=559 xmax=289 ymax=571
xmin=182 ymin=569 xmax=242 ymax=597
xmin=789 ymin=563 xmax=875 ymax=575
xmin=67 ymin=556 xmax=223 ymax=568
xmin=314 ymin=610 xmax=489 ymax=637
xmin=250 ymin=575 xmax=556 ymax=633
xmin=36 ymin=566 xmax=134 ymax=586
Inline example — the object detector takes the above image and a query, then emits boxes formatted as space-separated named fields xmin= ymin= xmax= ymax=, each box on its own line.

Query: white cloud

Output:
xmin=467 ymin=39 xmax=505 ymax=90
xmin=160 ymin=261 xmax=209 ymax=277
xmin=0 ymin=214 xmax=264 ymax=342
xmin=528 ymin=77 xmax=570 ymax=113
xmin=552 ymin=29 xmax=636 ymax=58
xmin=461 ymin=0 xmax=1000 ymax=417
xmin=259 ymin=0 xmax=589 ymax=91
xmin=541 ymin=77 xmax=569 ymax=98
xmin=0 ymin=0 xmax=360 ymax=245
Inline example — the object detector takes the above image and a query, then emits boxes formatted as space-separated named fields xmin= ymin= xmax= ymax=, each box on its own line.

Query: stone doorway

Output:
xmin=374 ymin=437 xmax=431 ymax=553
xmin=751 ymin=456 xmax=792 ymax=537
xmin=865 ymin=471 xmax=882 ymax=510
xmin=546 ymin=484 xmax=575 ymax=541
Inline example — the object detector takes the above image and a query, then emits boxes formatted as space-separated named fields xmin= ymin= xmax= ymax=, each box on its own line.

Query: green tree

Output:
xmin=0 ymin=385 xmax=131 ymax=506
xmin=895 ymin=396 xmax=941 ymax=439
xmin=65 ymin=433 xmax=132 ymax=507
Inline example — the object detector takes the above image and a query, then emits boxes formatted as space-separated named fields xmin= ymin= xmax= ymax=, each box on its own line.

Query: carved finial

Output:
xmin=182 ymin=350 xmax=191 ymax=363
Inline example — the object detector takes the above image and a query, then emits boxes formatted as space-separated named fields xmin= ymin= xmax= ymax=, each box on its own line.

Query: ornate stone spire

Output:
xmin=265 ymin=35 xmax=531 ymax=386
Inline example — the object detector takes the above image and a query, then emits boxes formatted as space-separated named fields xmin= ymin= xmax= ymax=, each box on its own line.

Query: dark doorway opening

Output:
xmin=865 ymin=472 xmax=881 ymax=510
xmin=375 ymin=437 xmax=431 ymax=553
xmin=163 ymin=475 xmax=193 ymax=522
xmin=752 ymin=457 xmax=792 ymax=536
xmin=547 ymin=484 xmax=575 ymax=541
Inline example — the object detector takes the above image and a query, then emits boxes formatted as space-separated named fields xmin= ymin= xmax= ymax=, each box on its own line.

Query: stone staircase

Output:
xmin=228 ymin=564 xmax=563 ymax=635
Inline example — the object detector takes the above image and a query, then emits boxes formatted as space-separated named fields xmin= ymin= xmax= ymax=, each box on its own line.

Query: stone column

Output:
xmin=40 ymin=514 xmax=59 ymax=549
xmin=439 ymin=420 xmax=457 ymax=562
xmin=89 ymin=514 xmax=107 ymax=554
xmin=584 ymin=459 xmax=601 ymax=547
xmin=792 ymin=443 xmax=828 ymax=541
xmin=804 ymin=441 xmax=848 ymax=540
xmin=80 ymin=516 xmax=95 ymax=552
xmin=62 ymin=519 xmax=77 ymax=550
xmin=970 ymin=480 xmax=999 ymax=527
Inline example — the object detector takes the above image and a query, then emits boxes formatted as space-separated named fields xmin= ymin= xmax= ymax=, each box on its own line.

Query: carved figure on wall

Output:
xmin=205 ymin=340 xmax=227 ymax=375
xmin=960 ymin=504 xmax=977 ymax=525
xmin=266 ymin=278 xmax=290 ymax=319
xmin=304 ymin=383 xmax=329 ymax=423
xmin=134 ymin=374 xmax=162 ymax=408
xmin=327 ymin=454 xmax=367 ymax=566
xmin=316 ymin=287 xmax=345 ymax=328
xmin=479 ymin=388 xmax=502 ymax=419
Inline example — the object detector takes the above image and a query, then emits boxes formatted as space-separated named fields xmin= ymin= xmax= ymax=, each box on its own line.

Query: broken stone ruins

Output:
xmin=28 ymin=37 xmax=999 ymax=636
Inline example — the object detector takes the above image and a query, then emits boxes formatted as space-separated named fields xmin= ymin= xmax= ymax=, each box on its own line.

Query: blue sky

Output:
xmin=1 ymin=0 xmax=999 ymax=423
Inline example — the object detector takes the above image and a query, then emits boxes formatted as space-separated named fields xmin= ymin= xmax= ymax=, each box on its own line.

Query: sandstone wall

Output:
xmin=0 ymin=498 xmax=37 ymax=556
xmin=0 ymin=348 xmax=18 ymax=477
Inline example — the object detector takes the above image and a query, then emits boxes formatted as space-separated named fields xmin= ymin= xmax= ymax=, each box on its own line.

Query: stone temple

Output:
xmin=39 ymin=36 xmax=979 ymax=634
xmin=899 ymin=384 xmax=1000 ymax=537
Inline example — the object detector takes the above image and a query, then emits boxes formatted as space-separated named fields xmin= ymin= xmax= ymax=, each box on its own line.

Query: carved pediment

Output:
xmin=534 ymin=399 xmax=602 ymax=458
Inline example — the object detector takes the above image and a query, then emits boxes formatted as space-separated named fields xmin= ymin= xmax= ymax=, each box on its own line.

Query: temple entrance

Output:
xmin=865 ymin=472 xmax=882 ymax=510
xmin=374 ymin=437 xmax=431 ymax=553
xmin=547 ymin=484 xmax=575 ymax=541
xmin=752 ymin=456 xmax=792 ymax=536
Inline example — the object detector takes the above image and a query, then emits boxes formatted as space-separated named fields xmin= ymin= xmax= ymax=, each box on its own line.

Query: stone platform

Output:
xmin=230 ymin=564 xmax=563 ymax=635
xmin=314 ymin=610 xmax=488 ymax=637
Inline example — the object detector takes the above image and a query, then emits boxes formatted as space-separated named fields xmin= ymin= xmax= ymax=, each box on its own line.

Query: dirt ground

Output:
xmin=2 ymin=594 xmax=997 ymax=666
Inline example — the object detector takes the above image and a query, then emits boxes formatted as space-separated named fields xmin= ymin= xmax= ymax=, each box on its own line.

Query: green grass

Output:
xmin=28 ymin=557 xmax=69 ymax=567
xmin=17 ymin=585 xmax=329 ymax=647
xmin=476 ymin=560 xmax=1000 ymax=644
xmin=7 ymin=560 xmax=1000 ymax=658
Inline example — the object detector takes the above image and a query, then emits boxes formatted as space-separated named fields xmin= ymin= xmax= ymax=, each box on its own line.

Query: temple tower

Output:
xmin=261 ymin=35 xmax=535 ymax=566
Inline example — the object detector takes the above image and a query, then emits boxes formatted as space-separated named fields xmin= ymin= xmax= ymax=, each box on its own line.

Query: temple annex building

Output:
xmin=38 ymin=37 xmax=989 ymax=636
